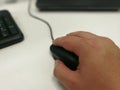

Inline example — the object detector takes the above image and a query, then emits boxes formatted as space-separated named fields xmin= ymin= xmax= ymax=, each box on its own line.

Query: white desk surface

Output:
xmin=0 ymin=1 xmax=120 ymax=90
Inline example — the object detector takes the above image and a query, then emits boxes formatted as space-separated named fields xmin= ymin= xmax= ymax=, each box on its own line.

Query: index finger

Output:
xmin=53 ymin=35 xmax=91 ymax=56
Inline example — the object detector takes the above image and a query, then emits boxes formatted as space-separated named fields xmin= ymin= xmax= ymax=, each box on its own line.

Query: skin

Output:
xmin=53 ymin=31 xmax=120 ymax=90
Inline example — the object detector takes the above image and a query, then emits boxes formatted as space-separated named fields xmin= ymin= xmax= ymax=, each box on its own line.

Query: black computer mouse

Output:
xmin=50 ymin=44 xmax=79 ymax=70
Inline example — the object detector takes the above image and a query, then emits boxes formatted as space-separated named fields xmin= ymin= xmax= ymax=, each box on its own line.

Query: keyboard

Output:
xmin=0 ymin=10 xmax=24 ymax=49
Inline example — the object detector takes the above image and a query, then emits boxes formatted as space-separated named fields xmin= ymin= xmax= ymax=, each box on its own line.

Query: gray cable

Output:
xmin=28 ymin=0 xmax=54 ymax=41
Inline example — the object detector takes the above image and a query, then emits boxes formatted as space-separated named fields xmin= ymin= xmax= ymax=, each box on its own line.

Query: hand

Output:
xmin=53 ymin=31 xmax=120 ymax=90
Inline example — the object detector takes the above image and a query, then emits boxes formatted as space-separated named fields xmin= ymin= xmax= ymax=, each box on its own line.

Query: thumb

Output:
xmin=54 ymin=60 xmax=79 ymax=87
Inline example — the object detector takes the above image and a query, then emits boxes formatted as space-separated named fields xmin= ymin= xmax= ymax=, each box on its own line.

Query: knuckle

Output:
xmin=102 ymin=37 xmax=114 ymax=44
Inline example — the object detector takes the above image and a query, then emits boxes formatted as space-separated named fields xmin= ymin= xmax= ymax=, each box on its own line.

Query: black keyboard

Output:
xmin=0 ymin=10 xmax=24 ymax=49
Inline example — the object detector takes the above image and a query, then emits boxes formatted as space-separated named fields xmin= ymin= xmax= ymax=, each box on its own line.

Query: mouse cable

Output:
xmin=28 ymin=0 xmax=54 ymax=41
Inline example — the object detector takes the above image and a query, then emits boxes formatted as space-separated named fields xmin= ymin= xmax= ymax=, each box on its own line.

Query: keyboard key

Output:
xmin=0 ymin=18 xmax=10 ymax=37
xmin=1 ymin=30 xmax=9 ymax=37
xmin=9 ymin=25 xmax=18 ymax=34
xmin=4 ymin=17 xmax=14 ymax=26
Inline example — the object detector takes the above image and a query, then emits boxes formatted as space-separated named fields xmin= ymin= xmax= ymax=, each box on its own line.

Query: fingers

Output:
xmin=53 ymin=31 xmax=100 ymax=56
xmin=54 ymin=60 xmax=80 ymax=88
xmin=53 ymin=35 xmax=91 ymax=56
xmin=54 ymin=60 xmax=74 ymax=80
xmin=67 ymin=31 xmax=99 ymax=40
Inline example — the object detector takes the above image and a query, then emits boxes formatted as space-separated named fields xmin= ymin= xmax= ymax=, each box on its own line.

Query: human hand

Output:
xmin=53 ymin=31 xmax=120 ymax=90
